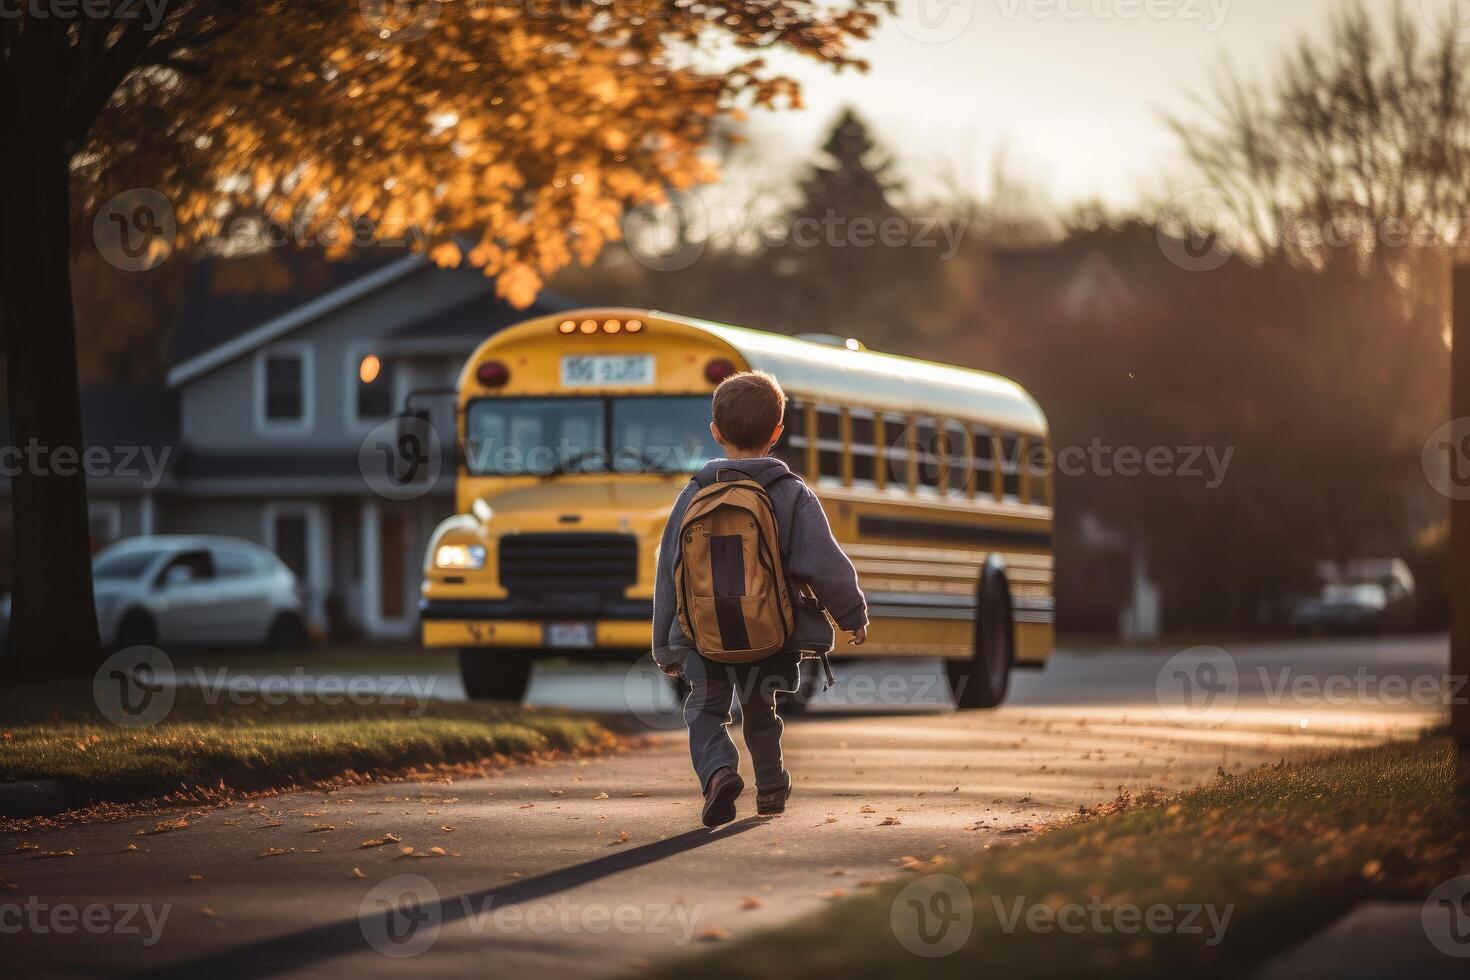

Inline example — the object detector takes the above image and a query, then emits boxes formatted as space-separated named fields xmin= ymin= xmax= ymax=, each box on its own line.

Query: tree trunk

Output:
xmin=1 ymin=124 xmax=104 ymax=686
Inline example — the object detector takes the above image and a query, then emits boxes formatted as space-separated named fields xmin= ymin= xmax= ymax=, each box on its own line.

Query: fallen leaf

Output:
xmin=594 ymin=792 xmax=610 ymax=800
xmin=352 ymin=868 xmax=366 ymax=879
xmin=258 ymin=848 xmax=290 ymax=858
xmin=13 ymin=842 xmax=38 ymax=852
xmin=309 ymin=824 xmax=335 ymax=833
xmin=440 ymin=825 xmax=455 ymax=832
xmin=859 ymin=805 xmax=876 ymax=814
xmin=430 ymin=847 xmax=448 ymax=856
xmin=189 ymin=874 xmax=204 ymax=882
xmin=878 ymin=817 xmax=902 ymax=826
xmin=698 ymin=926 xmax=733 ymax=942
xmin=359 ymin=834 xmax=402 ymax=849
xmin=738 ymin=896 xmax=762 ymax=910
xmin=610 ymin=830 xmax=630 ymax=846
xmin=519 ymin=803 xmax=536 ymax=810
xmin=34 ymin=850 xmax=76 ymax=859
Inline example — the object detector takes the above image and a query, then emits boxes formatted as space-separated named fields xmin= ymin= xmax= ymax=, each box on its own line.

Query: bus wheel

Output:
xmin=458 ymin=649 xmax=534 ymax=702
xmin=946 ymin=574 xmax=1013 ymax=710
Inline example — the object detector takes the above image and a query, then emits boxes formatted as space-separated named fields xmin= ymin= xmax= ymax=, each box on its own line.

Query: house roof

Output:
xmin=388 ymin=285 xmax=580 ymax=341
xmin=167 ymin=247 xmax=410 ymax=371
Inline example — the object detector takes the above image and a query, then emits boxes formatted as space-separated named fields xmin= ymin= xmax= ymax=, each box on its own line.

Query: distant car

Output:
xmin=1 ymin=535 xmax=307 ymax=652
xmin=1290 ymin=558 xmax=1415 ymax=635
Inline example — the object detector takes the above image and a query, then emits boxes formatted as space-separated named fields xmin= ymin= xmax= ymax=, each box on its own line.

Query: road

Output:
xmin=2 ymin=635 xmax=1450 ymax=978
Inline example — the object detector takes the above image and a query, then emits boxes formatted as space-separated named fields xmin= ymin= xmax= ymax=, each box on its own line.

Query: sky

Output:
xmin=735 ymin=0 xmax=1454 ymax=210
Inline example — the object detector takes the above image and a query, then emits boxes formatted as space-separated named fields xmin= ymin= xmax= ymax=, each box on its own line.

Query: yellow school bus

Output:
xmin=420 ymin=310 xmax=1053 ymax=708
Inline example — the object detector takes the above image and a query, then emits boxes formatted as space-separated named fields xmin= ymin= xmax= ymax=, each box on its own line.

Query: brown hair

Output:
xmin=711 ymin=370 xmax=788 ymax=451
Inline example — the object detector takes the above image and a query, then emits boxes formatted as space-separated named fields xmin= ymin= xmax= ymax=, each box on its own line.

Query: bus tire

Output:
xmin=946 ymin=563 xmax=1013 ymax=710
xmin=459 ymin=649 xmax=534 ymax=702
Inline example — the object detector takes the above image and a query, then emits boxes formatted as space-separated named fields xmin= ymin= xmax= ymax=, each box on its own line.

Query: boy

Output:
xmin=652 ymin=370 xmax=868 ymax=827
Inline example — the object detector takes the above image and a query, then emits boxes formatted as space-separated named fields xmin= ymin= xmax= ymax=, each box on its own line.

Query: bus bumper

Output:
xmin=419 ymin=598 xmax=652 ymax=651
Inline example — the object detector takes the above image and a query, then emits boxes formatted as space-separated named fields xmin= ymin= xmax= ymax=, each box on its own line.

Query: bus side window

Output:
xmin=944 ymin=420 xmax=971 ymax=496
xmin=973 ymin=424 xmax=999 ymax=501
xmin=850 ymin=409 xmax=877 ymax=485
xmin=915 ymin=417 xmax=942 ymax=490
xmin=882 ymin=412 xmax=909 ymax=488
xmin=816 ymin=405 xmax=844 ymax=481
xmin=1000 ymin=432 xmax=1022 ymax=501
xmin=774 ymin=399 xmax=805 ymax=475
xmin=1028 ymin=440 xmax=1051 ymax=506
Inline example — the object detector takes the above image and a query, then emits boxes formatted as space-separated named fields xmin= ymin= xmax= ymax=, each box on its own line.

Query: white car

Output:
xmin=3 ymin=535 xmax=307 ymax=651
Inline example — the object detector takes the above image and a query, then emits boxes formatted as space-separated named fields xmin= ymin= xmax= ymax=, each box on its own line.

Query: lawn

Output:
xmin=0 ymin=684 xmax=622 ymax=809
xmin=662 ymin=735 xmax=1468 ymax=979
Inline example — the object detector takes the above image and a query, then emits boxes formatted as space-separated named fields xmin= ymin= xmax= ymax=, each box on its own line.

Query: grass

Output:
xmin=662 ymin=736 xmax=1469 ymax=979
xmin=0 ymin=685 xmax=622 ymax=808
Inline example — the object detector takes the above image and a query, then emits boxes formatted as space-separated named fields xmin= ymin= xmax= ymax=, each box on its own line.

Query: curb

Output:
xmin=0 ymin=779 xmax=69 ymax=818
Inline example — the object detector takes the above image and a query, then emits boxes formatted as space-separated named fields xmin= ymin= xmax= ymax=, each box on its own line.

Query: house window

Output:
xmin=356 ymin=355 xmax=394 ymax=421
xmin=264 ymin=351 xmax=304 ymax=422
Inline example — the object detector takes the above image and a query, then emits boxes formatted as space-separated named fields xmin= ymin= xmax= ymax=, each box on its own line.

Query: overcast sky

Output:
xmin=735 ymin=0 xmax=1453 ymax=209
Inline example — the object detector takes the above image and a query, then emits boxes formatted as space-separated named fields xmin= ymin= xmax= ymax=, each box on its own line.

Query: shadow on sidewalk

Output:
xmin=134 ymin=817 xmax=767 ymax=979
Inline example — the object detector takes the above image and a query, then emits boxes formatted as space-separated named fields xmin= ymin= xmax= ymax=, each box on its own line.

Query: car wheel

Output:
xmin=946 ymin=573 xmax=1013 ymax=710
xmin=115 ymin=610 xmax=158 ymax=651
xmin=458 ymin=649 xmax=534 ymax=702
xmin=266 ymin=613 xmax=308 ymax=652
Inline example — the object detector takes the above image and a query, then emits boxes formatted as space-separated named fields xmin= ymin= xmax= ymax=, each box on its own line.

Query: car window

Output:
xmin=159 ymin=550 xmax=215 ymax=585
xmin=214 ymin=549 xmax=263 ymax=578
xmin=94 ymin=549 xmax=165 ymax=579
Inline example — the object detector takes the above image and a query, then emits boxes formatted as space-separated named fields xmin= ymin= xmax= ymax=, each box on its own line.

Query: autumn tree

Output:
xmin=0 ymin=0 xmax=880 ymax=682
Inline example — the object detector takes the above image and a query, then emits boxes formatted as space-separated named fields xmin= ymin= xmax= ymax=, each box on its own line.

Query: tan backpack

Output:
xmin=674 ymin=468 xmax=796 ymax=663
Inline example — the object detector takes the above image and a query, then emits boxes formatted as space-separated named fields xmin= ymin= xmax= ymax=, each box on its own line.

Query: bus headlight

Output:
xmin=435 ymin=544 xmax=486 ymax=569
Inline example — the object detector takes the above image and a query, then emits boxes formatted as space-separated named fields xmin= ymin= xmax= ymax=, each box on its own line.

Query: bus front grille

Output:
xmin=498 ymin=533 xmax=638 ymax=600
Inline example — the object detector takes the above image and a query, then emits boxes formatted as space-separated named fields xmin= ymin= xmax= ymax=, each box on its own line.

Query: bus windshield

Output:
xmin=464 ymin=395 xmax=720 ymax=475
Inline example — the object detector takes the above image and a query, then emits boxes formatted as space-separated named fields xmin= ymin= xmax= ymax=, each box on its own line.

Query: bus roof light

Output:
xmin=558 ymin=320 xmax=576 ymax=334
xmin=625 ymin=319 xmax=643 ymax=333
xmin=580 ymin=319 xmax=598 ymax=334
xmin=705 ymin=358 xmax=737 ymax=384
xmin=476 ymin=360 xmax=510 ymax=388
xmin=604 ymin=319 xmax=622 ymax=333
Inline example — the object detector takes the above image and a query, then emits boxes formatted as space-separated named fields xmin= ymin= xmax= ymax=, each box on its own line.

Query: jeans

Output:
xmin=683 ymin=648 xmax=800 ymax=795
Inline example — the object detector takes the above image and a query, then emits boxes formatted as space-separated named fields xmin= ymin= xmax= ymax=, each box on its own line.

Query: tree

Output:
xmin=0 ymin=0 xmax=880 ymax=682
xmin=1166 ymin=1 xmax=1470 ymax=279
xmin=742 ymin=108 xmax=961 ymax=347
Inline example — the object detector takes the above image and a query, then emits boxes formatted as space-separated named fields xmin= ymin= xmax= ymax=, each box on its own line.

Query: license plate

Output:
xmin=560 ymin=354 xmax=655 ymax=387
xmin=544 ymin=622 xmax=595 ymax=648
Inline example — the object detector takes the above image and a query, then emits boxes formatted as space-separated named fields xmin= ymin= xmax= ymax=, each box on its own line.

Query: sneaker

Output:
xmin=756 ymin=783 xmax=792 ymax=816
xmin=702 ymin=766 xmax=744 ymax=827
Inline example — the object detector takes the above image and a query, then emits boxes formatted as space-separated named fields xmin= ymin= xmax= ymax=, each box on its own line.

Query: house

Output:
xmin=0 ymin=248 xmax=577 ymax=640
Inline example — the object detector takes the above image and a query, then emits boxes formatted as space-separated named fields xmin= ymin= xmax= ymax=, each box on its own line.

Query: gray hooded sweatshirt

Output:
xmin=651 ymin=457 xmax=868 ymax=669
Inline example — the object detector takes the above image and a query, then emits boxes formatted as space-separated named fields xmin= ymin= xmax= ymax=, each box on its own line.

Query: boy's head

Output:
xmin=710 ymin=370 xmax=787 ymax=454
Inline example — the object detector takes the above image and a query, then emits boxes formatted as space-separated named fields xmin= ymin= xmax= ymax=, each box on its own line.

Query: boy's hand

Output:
xmin=658 ymin=661 xmax=685 ymax=679
xmin=848 ymin=626 xmax=867 ymax=646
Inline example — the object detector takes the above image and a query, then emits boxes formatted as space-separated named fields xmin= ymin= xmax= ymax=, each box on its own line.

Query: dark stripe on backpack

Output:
xmin=710 ymin=534 xmax=750 ymax=650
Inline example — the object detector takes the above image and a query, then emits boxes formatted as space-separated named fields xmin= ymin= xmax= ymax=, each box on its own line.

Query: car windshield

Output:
xmin=464 ymin=396 xmax=719 ymax=475
xmin=93 ymin=549 xmax=166 ymax=579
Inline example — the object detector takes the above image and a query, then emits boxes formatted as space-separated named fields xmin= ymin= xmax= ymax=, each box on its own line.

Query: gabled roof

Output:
xmin=166 ymin=249 xmax=422 ymax=387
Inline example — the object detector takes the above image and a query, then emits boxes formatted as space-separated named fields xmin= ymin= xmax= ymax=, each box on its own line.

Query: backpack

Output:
xmin=674 ymin=467 xmax=796 ymax=663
